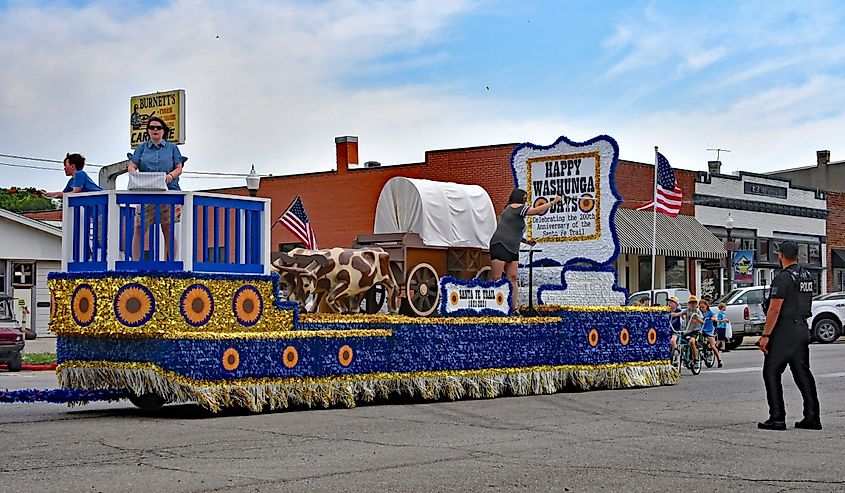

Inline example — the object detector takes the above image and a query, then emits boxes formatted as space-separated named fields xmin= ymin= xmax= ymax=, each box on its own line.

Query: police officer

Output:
xmin=757 ymin=241 xmax=821 ymax=430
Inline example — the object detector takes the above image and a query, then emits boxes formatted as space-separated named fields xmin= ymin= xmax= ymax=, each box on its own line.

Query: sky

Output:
xmin=1 ymin=0 xmax=844 ymax=192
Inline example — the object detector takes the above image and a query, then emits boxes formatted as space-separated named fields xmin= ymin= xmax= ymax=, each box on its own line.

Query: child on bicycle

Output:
xmin=699 ymin=299 xmax=723 ymax=368
xmin=668 ymin=296 xmax=684 ymax=351
xmin=681 ymin=295 xmax=704 ymax=362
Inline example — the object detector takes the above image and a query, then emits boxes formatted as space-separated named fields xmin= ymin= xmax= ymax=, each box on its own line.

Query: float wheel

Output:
xmin=129 ymin=393 xmax=166 ymax=411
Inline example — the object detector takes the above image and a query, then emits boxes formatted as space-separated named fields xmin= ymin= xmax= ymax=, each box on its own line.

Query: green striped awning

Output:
xmin=615 ymin=209 xmax=726 ymax=259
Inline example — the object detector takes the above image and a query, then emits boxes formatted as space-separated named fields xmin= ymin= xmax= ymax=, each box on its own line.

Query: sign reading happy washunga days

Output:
xmin=527 ymin=152 xmax=599 ymax=241
xmin=511 ymin=135 xmax=621 ymax=268
xmin=129 ymin=89 xmax=186 ymax=148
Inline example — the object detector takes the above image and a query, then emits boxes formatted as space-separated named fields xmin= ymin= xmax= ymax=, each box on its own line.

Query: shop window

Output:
xmin=798 ymin=244 xmax=809 ymax=264
xmin=740 ymin=238 xmax=756 ymax=251
xmin=758 ymin=239 xmax=769 ymax=263
xmin=12 ymin=262 xmax=34 ymax=287
xmin=809 ymin=244 xmax=821 ymax=266
xmin=278 ymin=242 xmax=306 ymax=253
xmin=664 ymin=256 xmax=686 ymax=288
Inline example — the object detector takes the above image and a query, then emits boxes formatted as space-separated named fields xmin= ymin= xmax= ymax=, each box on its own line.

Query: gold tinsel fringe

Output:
xmin=58 ymin=364 xmax=679 ymax=413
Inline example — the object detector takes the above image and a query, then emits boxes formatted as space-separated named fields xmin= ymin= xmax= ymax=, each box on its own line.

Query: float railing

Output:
xmin=62 ymin=191 xmax=270 ymax=274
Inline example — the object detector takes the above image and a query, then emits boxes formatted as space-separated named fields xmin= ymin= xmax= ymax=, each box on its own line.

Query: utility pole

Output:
xmin=707 ymin=148 xmax=731 ymax=161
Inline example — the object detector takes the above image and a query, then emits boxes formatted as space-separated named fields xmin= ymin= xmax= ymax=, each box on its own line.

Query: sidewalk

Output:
xmin=23 ymin=335 xmax=57 ymax=354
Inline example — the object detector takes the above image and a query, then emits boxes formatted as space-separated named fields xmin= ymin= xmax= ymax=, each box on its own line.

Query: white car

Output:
xmin=808 ymin=291 xmax=845 ymax=344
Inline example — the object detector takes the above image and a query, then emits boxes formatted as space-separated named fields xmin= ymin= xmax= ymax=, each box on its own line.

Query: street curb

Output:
xmin=0 ymin=363 xmax=57 ymax=371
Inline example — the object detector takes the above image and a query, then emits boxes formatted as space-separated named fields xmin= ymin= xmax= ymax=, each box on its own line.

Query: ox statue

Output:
xmin=272 ymin=247 xmax=399 ymax=314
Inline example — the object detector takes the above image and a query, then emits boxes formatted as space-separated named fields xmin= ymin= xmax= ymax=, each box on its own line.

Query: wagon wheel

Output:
xmin=475 ymin=266 xmax=492 ymax=281
xmin=405 ymin=262 xmax=440 ymax=317
xmin=360 ymin=283 xmax=386 ymax=314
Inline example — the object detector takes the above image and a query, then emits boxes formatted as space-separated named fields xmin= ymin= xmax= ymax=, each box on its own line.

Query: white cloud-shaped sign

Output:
xmin=510 ymin=134 xmax=622 ymax=268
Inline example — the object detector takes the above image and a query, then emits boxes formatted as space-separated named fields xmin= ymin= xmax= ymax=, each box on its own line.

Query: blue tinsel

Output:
xmin=0 ymin=388 xmax=128 ymax=404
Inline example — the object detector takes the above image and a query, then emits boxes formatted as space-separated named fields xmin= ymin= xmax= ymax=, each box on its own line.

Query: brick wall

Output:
xmin=215 ymin=144 xmax=518 ymax=248
xmin=211 ymin=143 xmax=697 ymax=248
xmin=827 ymin=191 xmax=845 ymax=291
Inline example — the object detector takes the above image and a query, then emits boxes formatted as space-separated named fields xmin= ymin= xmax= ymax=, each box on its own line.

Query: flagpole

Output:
xmin=651 ymin=146 xmax=658 ymax=293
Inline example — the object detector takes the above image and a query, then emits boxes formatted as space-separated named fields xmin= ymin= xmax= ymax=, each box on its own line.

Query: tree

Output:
xmin=0 ymin=187 xmax=58 ymax=213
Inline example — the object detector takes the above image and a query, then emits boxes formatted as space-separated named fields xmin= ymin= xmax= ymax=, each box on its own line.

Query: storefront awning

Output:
xmin=832 ymin=249 xmax=845 ymax=269
xmin=615 ymin=209 xmax=726 ymax=259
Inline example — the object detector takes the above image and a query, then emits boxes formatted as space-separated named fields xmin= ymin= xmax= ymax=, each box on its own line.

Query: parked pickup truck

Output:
xmin=717 ymin=286 xmax=767 ymax=350
xmin=0 ymin=295 xmax=25 ymax=372
xmin=627 ymin=288 xmax=692 ymax=307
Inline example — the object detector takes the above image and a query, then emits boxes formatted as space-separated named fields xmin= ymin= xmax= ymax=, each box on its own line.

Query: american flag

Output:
xmin=636 ymin=151 xmax=683 ymax=217
xmin=278 ymin=196 xmax=317 ymax=249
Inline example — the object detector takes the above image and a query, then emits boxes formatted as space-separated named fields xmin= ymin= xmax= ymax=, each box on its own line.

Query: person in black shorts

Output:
xmin=489 ymin=188 xmax=561 ymax=314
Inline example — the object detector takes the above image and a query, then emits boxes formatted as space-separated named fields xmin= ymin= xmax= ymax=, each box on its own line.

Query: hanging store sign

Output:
xmin=129 ymin=89 xmax=186 ymax=148
xmin=733 ymin=249 xmax=754 ymax=285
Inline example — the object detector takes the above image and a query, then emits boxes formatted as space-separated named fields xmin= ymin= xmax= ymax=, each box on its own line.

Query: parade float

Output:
xmin=31 ymin=134 xmax=677 ymax=412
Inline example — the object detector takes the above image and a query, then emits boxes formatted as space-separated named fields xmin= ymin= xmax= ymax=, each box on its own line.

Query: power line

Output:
xmin=0 ymin=152 xmax=261 ymax=178
xmin=0 ymin=161 xmax=247 ymax=179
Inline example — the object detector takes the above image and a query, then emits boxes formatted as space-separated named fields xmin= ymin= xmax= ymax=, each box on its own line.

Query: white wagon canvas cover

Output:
xmin=374 ymin=177 xmax=496 ymax=248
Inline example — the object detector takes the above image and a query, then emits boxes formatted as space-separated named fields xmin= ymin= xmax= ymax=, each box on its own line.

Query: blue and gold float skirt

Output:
xmin=50 ymin=272 xmax=677 ymax=412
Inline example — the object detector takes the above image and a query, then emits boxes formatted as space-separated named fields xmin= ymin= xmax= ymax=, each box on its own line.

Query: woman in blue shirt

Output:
xmin=128 ymin=117 xmax=187 ymax=260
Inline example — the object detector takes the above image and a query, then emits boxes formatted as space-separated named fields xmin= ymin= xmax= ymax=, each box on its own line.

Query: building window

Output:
xmin=665 ymin=256 xmax=686 ymax=288
xmin=278 ymin=242 xmax=305 ymax=253
xmin=836 ymin=269 xmax=845 ymax=291
xmin=809 ymin=244 xmax=821 ymax=266
xmin=798 ymin=244 xmax=809 ymax=264
xmin=12 ymin=262 xmax=34 ymax=287
xmin=758 ymin=239 xmax=769 ymax=263
xmin=0 ymin=260 xmax=6 ymax=294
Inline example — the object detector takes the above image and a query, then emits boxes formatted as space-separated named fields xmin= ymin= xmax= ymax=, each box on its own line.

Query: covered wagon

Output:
xmin=354 ymin=177 xmax=497 ymax=316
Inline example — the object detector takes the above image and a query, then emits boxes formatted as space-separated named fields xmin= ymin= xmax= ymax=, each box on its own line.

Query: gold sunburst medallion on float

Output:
xmin=233 ymin=285 xmax=262 ymax=326
xmin=338 ymin=345 xmax=354 ymax=367
xmin=619 ymin=328 xmax=630 ymax=346
xmin=283 ymin=346 xmax=299 ymax=369
xmin=114 ymin=283 xmax=155 ymax=327
xmin=180 ymin=284 xmax=214 ymax=327
xmin=588 ymin=328 xmax=600 ymax=347
xmin=449 ymin=291 xmax=460 ymax=306
xmin=647 ymin=328 xmax=658 ymax=345
xmin=496 ymin=292 xmax=505 ymax=305
xmin=222 ymin=348 xmax=240 ymax=371
xmin=71 ymin=284 xmax=97 ymax=327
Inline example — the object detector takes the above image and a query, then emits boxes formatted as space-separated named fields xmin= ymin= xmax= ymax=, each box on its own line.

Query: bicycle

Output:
xmin=699 ymin=336 xmax=716 ymax=369
xmin=670 ymin=332 xmax=702 ymax=375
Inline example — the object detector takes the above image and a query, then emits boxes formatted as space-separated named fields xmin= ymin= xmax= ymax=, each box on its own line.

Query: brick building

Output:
xmin=827 ymin=191 xmax=845 ymax=292
xmin=211 ymin=136 xmax=724 ymax=296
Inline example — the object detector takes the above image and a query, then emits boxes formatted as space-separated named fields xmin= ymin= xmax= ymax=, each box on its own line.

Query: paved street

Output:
xmin=1 ymin=341 xmax=844 ymax=492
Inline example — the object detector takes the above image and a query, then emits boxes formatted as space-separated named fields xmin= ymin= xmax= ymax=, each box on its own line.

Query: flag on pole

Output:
xmin=277 ymin=196 xmax=318 ymax=249
xmin=636 ymin=151 xmax=683 ymax=217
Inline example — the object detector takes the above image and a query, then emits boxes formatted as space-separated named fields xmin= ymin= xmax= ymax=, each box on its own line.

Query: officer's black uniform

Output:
xmin=762 ymin=261 xmax=820 ymax=424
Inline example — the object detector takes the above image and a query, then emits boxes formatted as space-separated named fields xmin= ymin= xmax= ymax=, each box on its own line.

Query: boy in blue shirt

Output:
xmin=46 ymin=153 xmax=102 ymax=198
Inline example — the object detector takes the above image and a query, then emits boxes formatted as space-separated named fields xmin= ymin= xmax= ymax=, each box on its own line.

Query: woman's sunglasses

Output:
xmin=148 ymin=125 xmax=164 ymax=131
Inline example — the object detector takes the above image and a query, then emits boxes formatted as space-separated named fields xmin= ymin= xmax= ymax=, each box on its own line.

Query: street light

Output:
xmin=246 ymin=165 xmax=260 ymax=197
xmin=725 ymin=213 xmax=735 ymax=296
